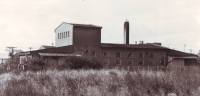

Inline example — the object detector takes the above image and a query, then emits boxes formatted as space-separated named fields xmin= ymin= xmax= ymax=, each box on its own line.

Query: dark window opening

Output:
xmin=139 ymin=59 xmax=144 ymax=65
xmin=139 ymin=53 xmax=144 ymax=58
xmin=103 ymin=51 xmax=109 ymax=57
xmin=103 ymin=58 xmax=109 ymax=65
xmin=116 ymin=59 xmax=121 ymax=65
xmin=127 ymin=59 xmax=133 ymax=65
xmin=91 ymin=51 xmax=96 ymax=57
xmin=116 ymin=52 xmax=121 ymax=58
xmin=160 ymin=60 xmax=165 ymax=65
xmin=127 ymin=52 xmax=133 ymax=58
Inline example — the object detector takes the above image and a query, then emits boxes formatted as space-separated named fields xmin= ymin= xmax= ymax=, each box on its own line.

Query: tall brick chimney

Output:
xmin=124 ymin=20 xmax=129 ymax=44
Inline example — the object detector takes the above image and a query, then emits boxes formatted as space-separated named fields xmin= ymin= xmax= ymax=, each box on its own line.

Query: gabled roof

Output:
xmin=55 ymin=22 xmax=102 ymax=31
xmin=168 ymin=49 xmax=198 ymax=57
xmin=101 ymin=43 xmax=169 ymax=49
xmin=69 ymin=23 xmax=102 ymax=28
xmin=101 ymin=43 xmax=198 ymax=57
xmin=19 ymin=45 xmax=74 ymax=56
xmin=38 ymin=53 xmax=81 ymax=57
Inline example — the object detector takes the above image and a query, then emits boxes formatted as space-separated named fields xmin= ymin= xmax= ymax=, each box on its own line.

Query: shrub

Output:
xmin=27 ymin=56 xmax=48 ymax=71
xmin=57 ymin=56 xmax=103 ymax=70
xmin=0 ymin=65 xmax=6 ymax=74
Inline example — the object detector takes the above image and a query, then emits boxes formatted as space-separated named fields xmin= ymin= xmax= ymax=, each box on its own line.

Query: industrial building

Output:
xmin=19 ymin=21 xmax=198 ymax=69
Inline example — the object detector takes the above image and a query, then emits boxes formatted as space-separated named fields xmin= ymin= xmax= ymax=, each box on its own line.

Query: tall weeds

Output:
xmin=1 ymin=67 xmax=200 ymax=96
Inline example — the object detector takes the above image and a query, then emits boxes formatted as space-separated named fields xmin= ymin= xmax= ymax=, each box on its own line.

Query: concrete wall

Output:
xmin=55 ymin=23 xmax=73 ymax=47
xmin=168 ymin=58 xmax=185 ymax=67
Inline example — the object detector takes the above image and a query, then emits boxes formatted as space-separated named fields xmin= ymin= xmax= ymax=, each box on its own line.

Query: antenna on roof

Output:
xmin=126 ymin=18 xmax=129 ymax=22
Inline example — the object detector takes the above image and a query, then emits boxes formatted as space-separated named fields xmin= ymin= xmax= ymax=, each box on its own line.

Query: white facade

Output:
xmin=55 ymin=23 xmax=73 ymax=47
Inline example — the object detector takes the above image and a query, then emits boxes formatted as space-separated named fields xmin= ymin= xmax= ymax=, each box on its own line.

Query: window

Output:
xmin=66 ymin=32 xmax=67 ymax=38
xmin=64 ymin=32 xmax=65 ymax=38
xmin=68 ymin=31 xmax=70 ymax=37
xmin=161 ymin=53 xmax=165 ymax=58
xmin=58 ymin=33 xmax=59 ymax=39
xmin=60 ymin=33 xmax=61 ymax=39
xmin=150 ymin=53 xmax=154 ymax=58
xmin=127 ymin=52 xmax=133 ymax=58
xmin=103 ymin=58 xmax=109 ymax=65
xmin=116 ymin=59 xmax=121 ymax=65
xmin=20 ymin=58 xmax=26 ymax=64
xmin=103 ymin=51 xmax=109 ymax=57
xmin=139 ymin=59 xmax=144 ymax=65
xmin=160 ymin=60 xmax=165 ymax=65
xmin=127 ymin=59 xmax=133 ymax=65
xmin=139 ymin=53 xmax=144 ymax=58
xmin=91 ymin=51 xmax=96 ymax=57
xmin=62 ymin=33 xmax=63 ymax=38
xmin=116 ymin=52 xmax=121 ymax=58
xmin=149 ymin=60 xmax=155 ymax=65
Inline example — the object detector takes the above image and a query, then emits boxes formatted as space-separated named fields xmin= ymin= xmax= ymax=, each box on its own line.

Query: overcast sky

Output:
xmin=0 ymin=0 xmax=200 ymax=54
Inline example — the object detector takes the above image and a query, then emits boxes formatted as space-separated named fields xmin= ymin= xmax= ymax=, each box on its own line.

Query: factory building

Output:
xmin=19 ymin=21 xmax=198 ymax=68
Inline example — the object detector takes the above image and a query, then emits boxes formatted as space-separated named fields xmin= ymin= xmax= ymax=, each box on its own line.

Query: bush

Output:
xmin=57 ymin=56 xmax=103 ymax=70
xmin=27 ymin=56 xmax=48 ymax=71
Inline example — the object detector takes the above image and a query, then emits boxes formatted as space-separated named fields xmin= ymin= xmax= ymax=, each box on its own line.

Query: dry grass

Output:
xmin=1 ymin=66 xmax=200 ymax=96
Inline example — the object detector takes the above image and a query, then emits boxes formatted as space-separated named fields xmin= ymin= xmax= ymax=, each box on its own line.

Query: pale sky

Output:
xmin=0 ymin=0 xmax=200 ymax=54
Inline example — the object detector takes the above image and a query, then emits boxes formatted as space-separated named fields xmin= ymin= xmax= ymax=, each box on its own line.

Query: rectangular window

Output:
xmin=58 ymin=33 xmax=59 ymax=39
xmin=127 ymin=59 xmax=133 ymax=65
xmin=160 ymin=60 xmax=165 ymax=65
xmin=116 ymin=59 xmax=121 ymax=65
xmin=149 ymin=60 xmax=155 ymax=65
xmin=68 ymin=31 xmax=70 ymax=37
xmin=62 ymin=33 xmax=63 ymax=38
xmin=150 ymin=53 xmax=154 ymax=58
xmin=139 ymin=53 xmax=144 ymax=58
xmin=103 ymin=58 xmax=109 ymax=65
xmin=103 ymin=51 xmax=109 ymax=57
xmin=116 ymin=52 xmax=121 ymax=58
xmin=66 ymin=32 xmax=67 ymax=38
xmin=91 ymin=51 xmax=96 ymax=57
xmin=64 ymin=32 xmax=65 ymax=38
xmin=60 ymin=33 xmax=61 ymax=39
xmin=20 ymin=58 xmax=26 ymax=64
xmin=127 ymin=52 xmax=133 ymax=58
xmin=161 ymin=53 xmax=165 ymax=58
xmin=138 ymin=59 xmax=144 ymax=65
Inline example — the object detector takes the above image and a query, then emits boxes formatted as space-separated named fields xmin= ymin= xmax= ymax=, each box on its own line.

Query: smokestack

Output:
xmin=124 ymin=20 xmax=129 ymax=44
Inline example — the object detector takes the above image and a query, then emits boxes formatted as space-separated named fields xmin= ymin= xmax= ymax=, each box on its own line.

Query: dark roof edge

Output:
xmin=55 ymin=22 xmax=102 ymax=32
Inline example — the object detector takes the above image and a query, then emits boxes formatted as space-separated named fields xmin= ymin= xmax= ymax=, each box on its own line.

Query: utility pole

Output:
xmin=6 ymin=47 xmax=16 ymax=59
xmin=184 ymin=44 xmax=186 ymax=52
xmin=28 ymin=47 xmax=33 ymax=51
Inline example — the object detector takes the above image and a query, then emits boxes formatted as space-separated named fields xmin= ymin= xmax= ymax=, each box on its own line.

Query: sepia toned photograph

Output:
xmin=0 ymin=0 xmax=200 ymax=96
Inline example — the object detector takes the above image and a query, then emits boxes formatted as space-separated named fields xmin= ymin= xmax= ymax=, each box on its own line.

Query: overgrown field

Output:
xmin=1 ymin=67 xmax=200 ymax=96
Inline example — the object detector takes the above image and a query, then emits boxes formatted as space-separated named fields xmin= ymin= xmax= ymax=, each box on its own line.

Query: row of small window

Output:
xmin=103 ymin=59 xmax=165 ymax=65
xmin=58 ymin=31 xmax=70 ymax=39
xmin=103 ymin=51 xmax=165 ymax=58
